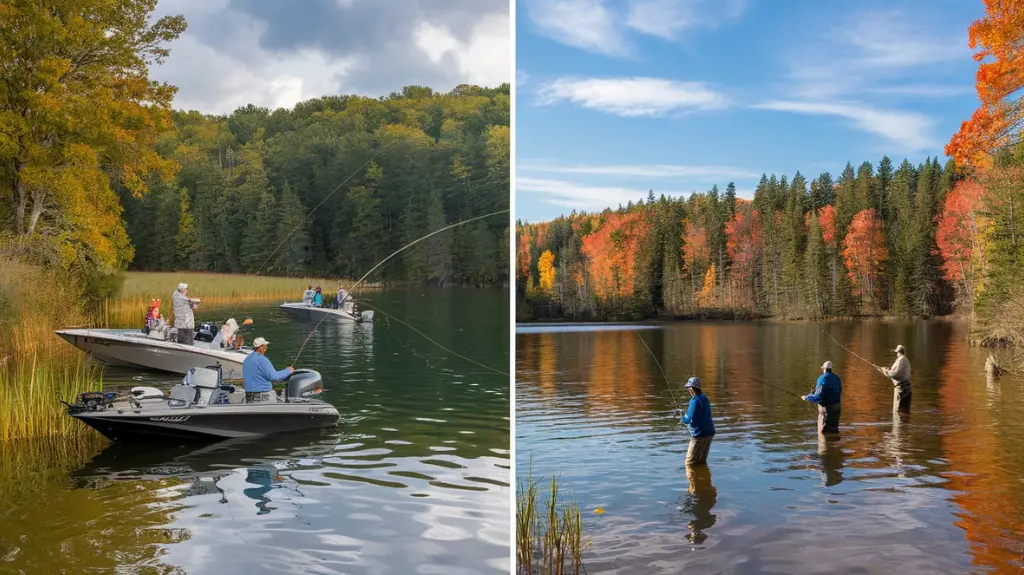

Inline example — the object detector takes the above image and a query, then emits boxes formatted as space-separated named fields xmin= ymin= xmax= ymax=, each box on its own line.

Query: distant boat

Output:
xmin=55 ymin=327 xmax=250 ymax=378
xmin=278 ymin=301 xmax=374 ymax=323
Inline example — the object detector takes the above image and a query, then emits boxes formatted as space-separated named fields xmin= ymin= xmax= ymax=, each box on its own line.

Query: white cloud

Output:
xmin=535 ymin=76 xmax=728 ymax=116
xmin=841 ymin=9 xmax=966 ymax=69
xmin=525 ymin=0 xmax=628 ymax=57
xmin=519 ymin=161 xmax=759 ymax=180
xmin=626 ymin=0 xmax=746 ymax=41
xmin=517 ymin=177 xmax=657 ymax=211
xmin=413 ymin=14 xmax=510 ymax=88
xmin=752 ymin=100 xmax=937 ymax=152
xmin=862 ymin=85 xmax=973 ymax=98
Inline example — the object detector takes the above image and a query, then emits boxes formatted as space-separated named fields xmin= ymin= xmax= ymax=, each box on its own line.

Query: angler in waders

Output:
xmin=681 ymin=377 xmax=715 ymax=466
xmin=802 ymin=361 xmax=842 ymax=435
xmin=877 ymin=345 xmax=911 ymax=413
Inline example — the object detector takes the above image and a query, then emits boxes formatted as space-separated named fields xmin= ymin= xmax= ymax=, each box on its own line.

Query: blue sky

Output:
xmin=514 ymin=0 xmax=985 ymax=223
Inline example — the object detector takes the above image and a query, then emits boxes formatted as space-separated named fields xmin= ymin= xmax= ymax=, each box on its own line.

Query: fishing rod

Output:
xmin=820 ymin=328 xmax=886 ymax=374
xmin=633 ymin=330 xmax=683 ymax=415
xmin=291 ymin=209 xmax=510 ymax=372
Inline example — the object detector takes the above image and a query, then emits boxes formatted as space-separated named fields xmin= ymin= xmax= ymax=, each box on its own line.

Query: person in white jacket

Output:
xmin=877 ymin=344 xmax=911 ymax=413
xmin=172 ymin=283 xmax=200 ymax=345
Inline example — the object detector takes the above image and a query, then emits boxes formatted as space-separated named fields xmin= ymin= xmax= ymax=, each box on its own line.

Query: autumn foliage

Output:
xmin=936 ymin=180 xmax=986 ymax=289
xmin=580 ymin=211 xmax=650 ymax=299
xmin=946 ymin=0 xmax=1024 ymax=168
xmin=538 ymin=249 xmax=556 ymax=292
xmin=842 ymin=209 xmax=888 ymax=305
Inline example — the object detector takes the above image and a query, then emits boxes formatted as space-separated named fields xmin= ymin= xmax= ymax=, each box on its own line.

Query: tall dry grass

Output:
xmin=101 ymin=271 xmax=379 ymax=328
xmin=0 ymin=259 xmax=103 ymax=440
xmin=517 ymin=465 xmax=590 ymax=575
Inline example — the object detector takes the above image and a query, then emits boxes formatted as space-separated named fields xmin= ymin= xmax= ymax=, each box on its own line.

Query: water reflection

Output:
xmin=516 ymin=319 xmax=1024 ymax=574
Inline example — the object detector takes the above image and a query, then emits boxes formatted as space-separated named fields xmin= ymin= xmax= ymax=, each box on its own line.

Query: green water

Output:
xmin=1 ymin=288 xmax=510 ymax=574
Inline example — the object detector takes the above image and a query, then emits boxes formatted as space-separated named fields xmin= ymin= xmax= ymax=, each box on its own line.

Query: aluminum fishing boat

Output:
xmin=64 ymin=366 xmax=340 ymax=442
xmin=55 ymin=326 xmax=251 ymax=378
xmin=279 ymin=301 xmax=374 ymax=323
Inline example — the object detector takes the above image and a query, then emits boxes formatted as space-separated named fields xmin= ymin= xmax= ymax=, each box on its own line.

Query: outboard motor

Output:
xmin=285 ymin=369 xmax=324 ymax=400
xmin=195 ymin=321 xmax=218 ymax=343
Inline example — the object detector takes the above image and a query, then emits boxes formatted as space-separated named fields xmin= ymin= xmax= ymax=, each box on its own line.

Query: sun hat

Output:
xmin=685 ymin=376 xmax=702 ymax=389
xmin=253 ymin=337 xmax=269 ymax=348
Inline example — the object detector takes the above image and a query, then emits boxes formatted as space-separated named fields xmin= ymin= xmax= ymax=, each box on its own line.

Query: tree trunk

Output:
xmin=13 ymin=159 xmax=26 ymax=235
xmin=27 ymin=189 xmax=45 ymax=235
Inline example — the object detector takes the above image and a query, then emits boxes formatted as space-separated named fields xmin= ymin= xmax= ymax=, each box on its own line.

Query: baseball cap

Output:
xmin=895 ymin=344 xmax=906 ymax=353
xmin=684 ymin=376 xmax=702 ymax=389
xmin=253 ymin=337 xmax=269 ymax=348
xmin=822 ymin=360 xmax=832 ymax=369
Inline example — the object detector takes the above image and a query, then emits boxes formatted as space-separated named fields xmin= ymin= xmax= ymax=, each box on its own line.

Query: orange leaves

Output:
xmin=697 ymin=264 xmax=716 ymax=307
xmin=948 ymin=0 xmax=1024 ymax=168
xmin=516 ymin=227 xmax=532 ymax=281
xmin=936 ymin=180 xmax=986 ymax=287
xmin=681 ymin=219 xmax=709 ymax=269
xmin=538 ymin=249 xmax=556 ymax=292
xmin=580 ymin=211 xmax=650 ymax=299
xmin=817 ymin=205 xmax=837 ymax=246
xmin=725 ymin=206 xmax=761 ymax=303
xmin=842 ymin=209 xmax=888 ymax=302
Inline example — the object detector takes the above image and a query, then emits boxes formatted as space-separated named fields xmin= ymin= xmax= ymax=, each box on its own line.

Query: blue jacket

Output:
xmin=242 ymin=352 xmax=292 ymax=392
xmin=806 ymin=372 xmax=842 ymax=406
xmin=681 ymin=393 xmax=715 ymax=437
xmin=313 ymin=293 xmax=323 ymax=306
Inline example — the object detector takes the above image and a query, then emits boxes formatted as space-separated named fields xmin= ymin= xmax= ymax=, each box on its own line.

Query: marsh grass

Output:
xmin=517 ymin=466 xmax=590 ymax=575
xmin=101 ymin=271 xmax=381 ymax=328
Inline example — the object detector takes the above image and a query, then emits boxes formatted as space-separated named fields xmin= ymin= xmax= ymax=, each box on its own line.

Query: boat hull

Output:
xmin=56 ymin=329 xmax=248 ymax=378
xmin=279 ymin=302 xmax=373 ymax=323
xmin=70 ymin=403 xmax=340 ymax=442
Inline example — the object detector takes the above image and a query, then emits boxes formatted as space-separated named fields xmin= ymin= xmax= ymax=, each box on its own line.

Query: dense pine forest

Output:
xmin=121 ymin=86 xmax=510 ymax=286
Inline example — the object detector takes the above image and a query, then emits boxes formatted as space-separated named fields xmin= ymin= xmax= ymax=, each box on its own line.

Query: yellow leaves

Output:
xmin=697 ymin=264 xmax=716 ymax=307
xmin=538 ymin=249 xmax=556 ymax=292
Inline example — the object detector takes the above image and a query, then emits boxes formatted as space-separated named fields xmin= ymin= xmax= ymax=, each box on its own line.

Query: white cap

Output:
xmin=253 ymin=337 xmax=269 ymax=348
xmin=178 ymin=283 xmax=188 ymax=290
xmin=895 ymin=344 xmax=906 ymax=353
xmin=822 ymin=361 xmax=832 ymax=369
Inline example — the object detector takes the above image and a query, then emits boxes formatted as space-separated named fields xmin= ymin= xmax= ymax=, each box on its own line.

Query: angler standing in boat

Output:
xmin=802 ymin=361 xmax=843 ymax=435
xmin=681 ymin=377 xmax=715 ymax=466
xmin=877 ymin=345 xmax=911 ymax=413
xmin=335 ymin=285 xmax=349 ymax=310
xmin=172 ymin=283 xmax=200 ymax=345
xmin=242 ymin=337 xmax=294 ymax=403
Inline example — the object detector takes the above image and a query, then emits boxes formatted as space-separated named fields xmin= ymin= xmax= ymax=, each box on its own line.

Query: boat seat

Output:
xmin=167 ymin=384 xmax=199 ymax=408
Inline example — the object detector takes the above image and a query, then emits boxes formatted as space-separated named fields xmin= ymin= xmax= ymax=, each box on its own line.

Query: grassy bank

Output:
xmin=0 ymin=267 xmax=381 ymax=440
xmin=517 ymin=467 xmax=589 ymax=575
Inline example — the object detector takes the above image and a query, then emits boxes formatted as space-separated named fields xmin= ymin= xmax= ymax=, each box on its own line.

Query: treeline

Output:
xmin=121 ymin=85 xmax=510 ymax=286
xmin=516 ymin=156 xmax=965 ymax=321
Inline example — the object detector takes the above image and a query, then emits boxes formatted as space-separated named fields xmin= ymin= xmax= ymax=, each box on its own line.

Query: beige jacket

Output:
xmin=881 ymin=355 xmax=911 ymax=387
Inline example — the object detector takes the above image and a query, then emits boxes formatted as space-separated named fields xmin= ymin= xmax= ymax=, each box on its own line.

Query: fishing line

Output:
xmin=357 ymin=300 xmax=508 ymax=376
xmin=820 ymin=328 xmax=881 ymax=371
xmin=634 ymin=330 xmax=682 ymax=413
xmin=291 ymin=209 xmax=509 ymax=366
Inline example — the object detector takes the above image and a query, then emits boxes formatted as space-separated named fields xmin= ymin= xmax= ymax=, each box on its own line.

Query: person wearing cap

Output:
xmin=302 ymin=285 xmax=315 ymax=305
xmin=877 ymin=344 xmax=911 ymax=413
xmin=172 ymin=283 xmax=200 ymax=345
xmin=803 ymin=361 xmax=843 ymax=434
xmin=241 ymin=336 xmax=294 ymax=403
xmin=681 ymin=377 xmax=715 ymax=466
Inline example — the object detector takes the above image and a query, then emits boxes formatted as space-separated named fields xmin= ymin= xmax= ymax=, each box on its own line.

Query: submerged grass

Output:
xmin=517 ymin=464 xmax=590 ymax=575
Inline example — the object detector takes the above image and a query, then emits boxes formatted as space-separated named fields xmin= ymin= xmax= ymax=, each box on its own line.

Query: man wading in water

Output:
xmin=877 ymin=345 xmax=911 ymax=413
xmin=803 ymin=361 xmax=842 ymax=435
xmin=681 ymin=377 xmax=715 ymax=466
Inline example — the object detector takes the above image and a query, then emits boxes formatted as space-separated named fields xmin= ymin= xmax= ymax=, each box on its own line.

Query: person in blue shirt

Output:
xmin=241 ymin=336 xmax=294 ymax=403
xmin=802 ymin=360 xmax=842 ymax=435
xmin=681 ymin=377 xmax=715 ymax=466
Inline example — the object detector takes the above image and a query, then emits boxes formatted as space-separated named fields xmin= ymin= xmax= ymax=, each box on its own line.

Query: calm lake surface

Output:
xmin=516 ymin=320 xmax=1024 ymax=575
xmin=1 ymin=288 xmax=510 ymax=575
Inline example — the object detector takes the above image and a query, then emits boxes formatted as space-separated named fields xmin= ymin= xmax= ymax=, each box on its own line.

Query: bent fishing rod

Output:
xmin=290 ymin=209 xmax=510 ymax=375
xmin=634 ymin=330 xmax=685 ymax=416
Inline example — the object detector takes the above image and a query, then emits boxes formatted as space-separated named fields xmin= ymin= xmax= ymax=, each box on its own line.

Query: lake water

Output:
xmin=515 ymin=320 xmax=1024 ymax=575
xmin=1 ymin=288 xmax=510 ymax=575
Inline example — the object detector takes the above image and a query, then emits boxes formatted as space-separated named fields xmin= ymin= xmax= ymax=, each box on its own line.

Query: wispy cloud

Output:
xmin=517 ymin=177 xmax=660 ymax=211
xmin=525 ymin=0 xmax=746 ymax=57
xmin=535 ymin=76 xmax=728 ymax=116
xmin=626 ymin=0 xmax=746 ymax=41
xmin=752 ymin=100 xmax=937 ymax=152
xmin=525 ymin=0 xmax=629 ymax=57
xmin=519 ymin=161 xmax=759 ymax=180
xmin=862 ymin=85 xmax=973 ymax=98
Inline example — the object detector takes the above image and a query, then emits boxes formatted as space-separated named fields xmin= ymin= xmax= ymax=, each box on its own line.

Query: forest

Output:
xmin=518 ymin=0 xmax=1024 ymax=346
xmin=121 ymin=86 xmax=510 ymax=287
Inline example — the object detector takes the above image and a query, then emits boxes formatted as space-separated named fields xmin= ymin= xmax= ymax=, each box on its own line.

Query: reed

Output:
xmin=517 ymin=465 xmax=590 ymax=575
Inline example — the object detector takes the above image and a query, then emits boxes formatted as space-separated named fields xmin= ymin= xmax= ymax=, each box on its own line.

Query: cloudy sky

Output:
xmin=515 ymin=0 xmax=984 ymax=222
xmin=150 ymin=0 xmax=510 ymax=114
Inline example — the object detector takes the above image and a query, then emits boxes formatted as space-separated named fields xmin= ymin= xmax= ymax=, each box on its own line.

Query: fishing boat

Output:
xmin=64 ymin=365 xmax=340 ymax=442
xmin=55 ymin=324 xmax=251 ymax=378
xmin=278 ymin=301 xmax=374 ymax=323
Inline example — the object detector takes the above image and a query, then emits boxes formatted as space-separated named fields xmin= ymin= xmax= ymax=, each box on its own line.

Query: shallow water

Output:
xmin=1 ymin=288 xmax=510 ymax=575
xmin=515 ymin=319 xmax=1024 ymax=575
